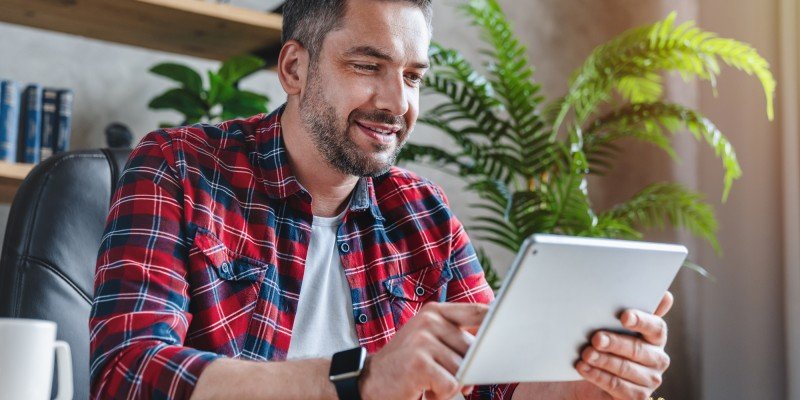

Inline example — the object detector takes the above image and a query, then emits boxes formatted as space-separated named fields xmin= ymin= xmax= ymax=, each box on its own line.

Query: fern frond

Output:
xmin=544 ymin=143 xmax=596 ymax=234
xmin=605 ymin=183 xmax=720 ymax=254
xmin=396 ymin=143 xmax=469 ymax=176
xmin=418 ymin=116 xmax=521 ymax=183
xmin=467 ymin=179 xmax=513 ymax=213
xmin=464 ymin=0 xmax=550 ymax=178
xmin=616 ymin=73 xmax=664 ymax=104
xmin=584 ymin=214 xmax=643 ymax=239
xmin=475 ymin=246 xmax=503 ymax=290
xmin=552 ymin=12 xmax=776 ymax=136
xmin=585 ymin=102 xmax=741 ymax=201
xmin=424 ymin=43 xmax=510 ymax=142
xmin=702 ymin=37 xmax=775 ymax=120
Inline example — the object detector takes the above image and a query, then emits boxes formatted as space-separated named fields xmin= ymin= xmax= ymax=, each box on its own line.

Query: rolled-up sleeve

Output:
xmin=89 ymin=131 xmax=220 ymax=399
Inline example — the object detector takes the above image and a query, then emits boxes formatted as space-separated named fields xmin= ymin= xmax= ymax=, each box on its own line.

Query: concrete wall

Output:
xmin=0 ymin=0 xmax=791 ymax=399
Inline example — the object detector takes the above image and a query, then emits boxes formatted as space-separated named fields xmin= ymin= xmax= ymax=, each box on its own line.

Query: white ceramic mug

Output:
xmin=0 ymin=318 xmax=73 ymax=400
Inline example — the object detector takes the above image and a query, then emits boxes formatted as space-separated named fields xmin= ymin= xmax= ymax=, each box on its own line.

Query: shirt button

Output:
xmin=339 ymin=242 xmax=350 ymax=253
xmin=220 ymin=262 xmax=231 ymax=275
xmin=358 ymin=314 xmax=368 ymax=324
xmin=415 ymin=286 xmax=425 ymax=297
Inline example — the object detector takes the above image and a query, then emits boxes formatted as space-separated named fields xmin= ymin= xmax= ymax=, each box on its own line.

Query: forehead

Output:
xmin=324 ymin=0 xmax=431 ymax=62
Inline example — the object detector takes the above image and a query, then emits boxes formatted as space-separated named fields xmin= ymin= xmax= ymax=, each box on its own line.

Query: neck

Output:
xmin=281 ymin=101 xmax=359 ymax=217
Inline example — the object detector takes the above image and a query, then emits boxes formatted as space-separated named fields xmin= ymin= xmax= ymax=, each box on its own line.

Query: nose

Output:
xmin=374 ymin=72 xmax=409 ymax=117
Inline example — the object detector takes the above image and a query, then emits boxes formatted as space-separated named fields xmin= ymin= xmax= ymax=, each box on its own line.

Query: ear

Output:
xmin=277 ymin=40 xmax=309 ymax=96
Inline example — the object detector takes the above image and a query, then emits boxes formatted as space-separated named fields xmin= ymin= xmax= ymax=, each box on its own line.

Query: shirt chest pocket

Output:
xmin=186 ymin=228 xmax=271 ymax=357
xmin=383 ymin=261 xmax=454 ymax=329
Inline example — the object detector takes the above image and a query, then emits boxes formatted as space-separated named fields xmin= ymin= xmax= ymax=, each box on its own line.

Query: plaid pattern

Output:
xmin=90 ymin=105 xmax=518 ymax=399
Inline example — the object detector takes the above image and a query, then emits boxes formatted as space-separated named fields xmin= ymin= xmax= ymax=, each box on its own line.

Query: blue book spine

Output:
xmin=40 ymin=88 xmax=58 ymax=161
xmin=18 ymin=84 xmax=42 ymax=164
xmin=0 ymin=80 xmax=20 ymax=162
xmin=54 ymin=89 xmax=73 ymax=155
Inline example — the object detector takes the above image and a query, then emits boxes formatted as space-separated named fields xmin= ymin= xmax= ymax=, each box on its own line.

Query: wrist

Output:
xmin=329 ymin=347 xmax=368 ymax=400
xmin=356 ymin=355 xmax=373 ymax=400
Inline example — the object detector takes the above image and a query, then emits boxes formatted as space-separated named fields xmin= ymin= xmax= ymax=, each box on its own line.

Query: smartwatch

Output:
xmin=329 ymin=346 xmax=367 ymax=400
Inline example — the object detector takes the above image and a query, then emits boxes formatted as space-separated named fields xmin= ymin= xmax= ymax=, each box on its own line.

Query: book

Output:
xmin=0 ymin=80 xmax=20 ymax=163
xmin=17 ymin=84 xmax=42 ymax=164
xmin=54 ymin=89 xmax=73 ymax=155
xmin=40 ymin=88 xmax=58 ymax=161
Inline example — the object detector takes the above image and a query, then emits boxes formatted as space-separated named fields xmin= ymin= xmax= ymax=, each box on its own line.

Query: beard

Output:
xmin=299 ymin=71 xmax=408 ymax=177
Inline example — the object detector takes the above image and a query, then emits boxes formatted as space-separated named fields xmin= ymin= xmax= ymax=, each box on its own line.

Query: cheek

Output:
xmin=405 ymin=93 xmax=420 ymax=128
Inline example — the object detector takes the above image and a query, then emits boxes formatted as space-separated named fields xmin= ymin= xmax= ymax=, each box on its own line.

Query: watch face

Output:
xmin=330 ymin=347 xmax=366 ymax=377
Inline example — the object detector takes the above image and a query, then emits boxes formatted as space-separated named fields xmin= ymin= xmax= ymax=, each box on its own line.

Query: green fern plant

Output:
xmin=399 ymin=0 xmax=775 ymax=289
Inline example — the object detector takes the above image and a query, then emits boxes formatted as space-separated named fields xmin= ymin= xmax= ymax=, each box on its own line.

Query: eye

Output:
xmin=353 ymin=64 xmax=379 ymax=72
xmin=405 ymin=73 xmax=424 ymax=87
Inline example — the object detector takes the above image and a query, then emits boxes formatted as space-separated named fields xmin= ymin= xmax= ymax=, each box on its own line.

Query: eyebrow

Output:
xmin=343 ymin=45 xmax=430 ymax=70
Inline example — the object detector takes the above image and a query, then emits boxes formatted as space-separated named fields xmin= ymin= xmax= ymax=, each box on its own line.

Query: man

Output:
xmin=89 ymin=0 xmax=673 ymax=399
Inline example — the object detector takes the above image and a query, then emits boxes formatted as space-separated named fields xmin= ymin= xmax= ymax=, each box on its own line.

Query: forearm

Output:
xmin=191 ymin=357 xmax=338 ymax=400
xmin=510 ymin=382 xmax=576 ymax=400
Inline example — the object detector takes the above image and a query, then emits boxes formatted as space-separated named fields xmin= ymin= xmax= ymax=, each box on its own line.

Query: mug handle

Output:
xmin=53 ymin=340 xmax=73 ymax=400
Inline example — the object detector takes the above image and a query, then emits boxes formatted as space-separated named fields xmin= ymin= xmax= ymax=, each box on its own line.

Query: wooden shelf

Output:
xmin=0 ymin=161 xmax=35 ymax=203
xmin=0 ymin=0 xmax=283 ymax=62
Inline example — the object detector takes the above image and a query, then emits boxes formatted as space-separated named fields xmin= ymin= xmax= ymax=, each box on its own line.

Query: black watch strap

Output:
xmin=329 ymin=347 xmax=366 ymax=400
xmin=333 ymin=375 xmax=362 ymax=400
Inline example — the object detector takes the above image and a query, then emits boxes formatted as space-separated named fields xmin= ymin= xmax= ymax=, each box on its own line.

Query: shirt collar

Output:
xmin=255 ymin=104 xmax=383 ymax=220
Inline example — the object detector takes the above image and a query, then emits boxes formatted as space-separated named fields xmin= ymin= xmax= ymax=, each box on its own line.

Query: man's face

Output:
xmin=299 ymin=0 xmax=430 ymax=177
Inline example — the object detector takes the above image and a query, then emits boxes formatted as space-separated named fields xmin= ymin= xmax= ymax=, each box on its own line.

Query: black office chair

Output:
xmin=0 ymin=148 xmax=132 ymax=400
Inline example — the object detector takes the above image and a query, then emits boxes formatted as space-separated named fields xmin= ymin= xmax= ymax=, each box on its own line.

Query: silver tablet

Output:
xmin=455 ymin=234 xmax=688 ymax=385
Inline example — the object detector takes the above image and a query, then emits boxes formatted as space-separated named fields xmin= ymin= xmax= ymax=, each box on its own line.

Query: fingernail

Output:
xmin=588 ymin=351 xmax=599 ymax=363
xmin=598 ymin=333 xmax=610 ymax=348
xmin=581 ymin=363 xmax=591 ymax=372
xmin=625 ymin=311 xmax=638 ymax=327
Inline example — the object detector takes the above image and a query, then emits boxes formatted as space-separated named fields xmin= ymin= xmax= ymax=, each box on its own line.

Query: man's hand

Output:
xmin=359 ymin=302 xmax=486 ymax=400
xmin=571 ymin=291 xmax=674 ymax=400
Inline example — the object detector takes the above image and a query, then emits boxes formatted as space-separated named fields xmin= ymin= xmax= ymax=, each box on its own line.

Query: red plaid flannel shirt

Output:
xmin=90 ymin=105 xmax=519 ymax=399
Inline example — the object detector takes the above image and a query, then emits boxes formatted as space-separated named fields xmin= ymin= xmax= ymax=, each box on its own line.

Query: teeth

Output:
xmin=363 ymin=124 xmax=392 ymax=135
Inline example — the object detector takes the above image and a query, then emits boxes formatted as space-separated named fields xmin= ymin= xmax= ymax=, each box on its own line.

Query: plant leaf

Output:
xmin=552 ymin=11 xmax=776 ymax=137
xmin=585 ymin=102 xmax=741 ymax=201
xmin=219 ymin=54 xmax=266 ymax=85
xmin=148 ymin=88 xmax=207 ymax=119
xmin=604 ymin=183 xmax=720 ymax=254
xmin=207 ymin=71 xmax=236 ymax=106
xmin=221 ymin=90 xmax=270 ymax=119
xmin=150 ymin=62 xmax=204 ymax=96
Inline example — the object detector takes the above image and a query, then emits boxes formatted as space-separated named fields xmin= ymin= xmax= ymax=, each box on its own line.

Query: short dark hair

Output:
xmin=281 ymin=0 xmax=433 ymax=61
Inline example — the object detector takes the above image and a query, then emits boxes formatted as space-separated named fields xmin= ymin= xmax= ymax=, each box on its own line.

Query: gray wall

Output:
xmin=0 ymin=0 xmax=790 ymax=399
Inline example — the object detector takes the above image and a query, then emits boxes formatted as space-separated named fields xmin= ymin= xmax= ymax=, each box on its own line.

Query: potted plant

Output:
xmin=399 ymin=0 xmax=775 ymax=289
xmin=148 ymin=54 xmax=271 ymax=127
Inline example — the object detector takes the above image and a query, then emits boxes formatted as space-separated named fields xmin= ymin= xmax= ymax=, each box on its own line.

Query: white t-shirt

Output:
xmin=286 ymin=210 xmax=360 ymax=360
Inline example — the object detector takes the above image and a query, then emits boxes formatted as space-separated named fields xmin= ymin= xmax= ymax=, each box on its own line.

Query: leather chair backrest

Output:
xmin=0 ymin=148 xmax=132 ymax=400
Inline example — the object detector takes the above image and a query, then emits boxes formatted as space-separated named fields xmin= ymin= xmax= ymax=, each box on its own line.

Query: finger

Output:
xmin=429 ymin=302 xmax=489 ymax=329
xmin=415 ymin=308 xmax=478 ymax=356
xmin=461 ymin=385 xmax=475 ymax=396
xmin=581 ymin=347 xmax=664 ymax=388
xmin=430 ymin=341 xmax=466 ymax=376
xmin=592 ymin=331 xmax=669 ymax=369
xmin=423 ymin=356 xmax=462 ymax=400
xmin=620 ymin=310 xmax=668 ymax=347
xmin=654 ymin=291 xmax=673 ymax=317
xmin=576 ymin=361 xmax=653 ymax=400
xmin=432 ymin=321 xmax=477 ymax=356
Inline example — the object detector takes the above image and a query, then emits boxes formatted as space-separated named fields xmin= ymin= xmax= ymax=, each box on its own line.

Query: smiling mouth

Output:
xmin=354 ymin=121 xmax=399 ymax=146
xmin=355 ymin=121 xmax=398 ymax=136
